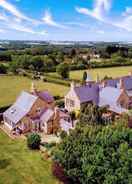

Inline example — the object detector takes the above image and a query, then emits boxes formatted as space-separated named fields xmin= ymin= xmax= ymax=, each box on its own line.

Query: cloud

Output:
xmin=0 ymin=0 xmax=39 ymax=24
xmin=96 ymin=30 xmax=105 ymax=34
xmin=76 ymin=0 xmax=111 ymax=22
xmin=0 ymin=13 xmax=8 ymax=21
xmin=122 ymin=7 xmax=132 ymax=16
xmin=5 ymin=22 xmax=47 ymax=36
xmin=76 ymin=0 xmax=132 ymax=32
xmin=114 ymin=16 xmax=132 ymax=32
xmin=113 ymin=7 xmax=132 ymax=32
xmin=42 ymin=10 xmax=67 ymax=29
xmin=66 ymin=22 xmax=89 ymax=28
xmin=7 ymin=23 xmax=36 ymax=34
xmin=0 ymin=28 xmax=6 ymax=33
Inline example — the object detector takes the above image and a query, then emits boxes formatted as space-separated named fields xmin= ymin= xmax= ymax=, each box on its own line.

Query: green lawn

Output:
xmin=70 ymin=66 xmax=132 ymax=81
xmin=0 ymin=76 xmax=69 ymax=108
xmin=0 ymin=130 xmax=58 ymax=184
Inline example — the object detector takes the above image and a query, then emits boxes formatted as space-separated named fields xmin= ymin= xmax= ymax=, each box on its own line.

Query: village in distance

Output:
xmin=0 ymin=40 xmax=132 ymax=184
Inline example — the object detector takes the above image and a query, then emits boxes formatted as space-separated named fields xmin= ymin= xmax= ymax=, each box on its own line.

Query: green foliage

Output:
xmin=9 ymin=61 xmax=19 ymax=74
xmin=55 ymin=99 xmax=64 ymax=108
xmin=27 ymin=133 xmax=41 ymax=150
xmin=82 ymin=71 xmax=87 ymax=82
xmin=79 ymin=103 xmax=107 ymax=126
xmin=0 ymin=51 xmax=12 ymax=61
xmin=53 ymin=123 xmax=132 ymax=184
xmin=56 ymin=63 xmax=70 ymax=79
xmin=31 ymin=56 xmax=44 ymax=71
xmin=0 ymin=64 xmax=7 ymax=74
xmin=60 ymin=130 xmax=67 ymax=139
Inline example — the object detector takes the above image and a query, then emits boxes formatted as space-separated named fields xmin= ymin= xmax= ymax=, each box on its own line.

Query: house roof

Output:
xmin=4 ymin=91 xmax=38 ymax=125
xmin=126 ymin=90 xmax=132 ymax=97
xmin=37 ymin=91 xmax=54 ymax=103
xmin=40 ymin=108 xmax=54 ymax=123
xmin=99 ymin=87 xmax=127 ymax=114
xmin=123 ymin=76 xmax=132 ymax=90
xmin=74 ymin=84 xmax=99 ymax=104
xmin=106 ymin=76 xmax=132 ymax=90
xmin=60 ymin=119 xmax=73 ymax=132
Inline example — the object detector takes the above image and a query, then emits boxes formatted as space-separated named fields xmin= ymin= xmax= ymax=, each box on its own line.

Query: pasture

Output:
xmin=0 ymin=75 xmax=69 ymax=108
xmin=70 ymin=66 xmax=132 ymax=81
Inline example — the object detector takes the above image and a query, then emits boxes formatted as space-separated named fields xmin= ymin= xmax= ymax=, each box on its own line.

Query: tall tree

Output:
xmin=82 ymin=71 xmax=87 ymax=82
xmin=56 ymin=63 xmax=69 ymax=79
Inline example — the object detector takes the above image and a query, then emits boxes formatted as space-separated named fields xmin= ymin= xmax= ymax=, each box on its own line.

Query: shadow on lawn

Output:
xmin=0 ymin=159 xmax=10 ymax=169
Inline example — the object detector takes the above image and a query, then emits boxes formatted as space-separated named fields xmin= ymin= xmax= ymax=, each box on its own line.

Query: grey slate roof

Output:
xmin=74 ymin=84 xmax=99 ymax=104
xmin=40 ymin=109 xmax=54 ymax=123
xmin=106 ymin=76 xmax=132 ymax=90
xmin=3 ymin=91 xmax=38 ymax=125
xmin=99 ymin=87 xmax=127 ymax=114
xmin=37 ymin=91 xmax=54 ymax=103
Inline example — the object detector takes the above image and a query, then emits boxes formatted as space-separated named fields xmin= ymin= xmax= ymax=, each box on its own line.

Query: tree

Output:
xmin=56 ymin=52 xmax=64 ymax=64
xmin=31 ymin=56 xmax=44 ymax=71
xmin=56 ymin=63 xmax=69 ymax=79
xmin=53 ymin=122 xmax=132 ymax=184
xmin=0 ymin=51 xmax=11 ymax=62
xmin=82 ymin=71 xmax=87 ymax=82
xmin=9 ymin=61 xmax=19 ymax=74
xmin=0 ymin=64 xmax=7 ymax=74
xmin=79 ymin=104 xmax=107 ymax=126
xmin=70 ymin=111 xmax=76 ymax=127
xmin=27 ymin=133 xmax=41 ymax=150
xmin=70 ymin=48 xmax=76 ymax=58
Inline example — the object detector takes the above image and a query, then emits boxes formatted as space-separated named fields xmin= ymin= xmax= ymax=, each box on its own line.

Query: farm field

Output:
xmin=0 ymin=130 xmax=58 ymax=184
xmin=0 ymin=76 xmax=69 ymax=108
xmin=70 ymin=66 xmax=132 ymax=81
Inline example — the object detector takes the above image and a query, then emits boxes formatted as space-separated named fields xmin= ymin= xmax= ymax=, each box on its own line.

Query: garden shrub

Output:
xmin=27 ymin=133 xmax=41 ymax=150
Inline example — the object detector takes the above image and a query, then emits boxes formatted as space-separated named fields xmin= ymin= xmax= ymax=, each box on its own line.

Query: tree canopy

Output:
xmin=56 ymin=63 xmax=70 ymax=79
xmin=53 ymin=120 xmax=132 ymax=184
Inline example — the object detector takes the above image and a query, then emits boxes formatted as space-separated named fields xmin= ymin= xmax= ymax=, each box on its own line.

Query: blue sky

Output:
xmin=0 ymin=0 xmax=132 ymax=41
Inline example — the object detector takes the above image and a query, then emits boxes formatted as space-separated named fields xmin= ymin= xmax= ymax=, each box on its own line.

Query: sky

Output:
xmin=0 ymin=0 xmax=132 ymax=41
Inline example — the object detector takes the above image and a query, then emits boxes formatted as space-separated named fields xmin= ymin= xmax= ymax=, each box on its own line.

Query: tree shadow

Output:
xmin=0 ymin=159 xmax=10 ymax=169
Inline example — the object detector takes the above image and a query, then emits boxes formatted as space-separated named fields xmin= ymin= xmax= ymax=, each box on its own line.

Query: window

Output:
xmin=36 ymin=108 xmax=41 ymax=113
xmin=66 ymin=98 xmax=75 ymax=107
xmin=70 ymin=100 xmax=75 ymax=107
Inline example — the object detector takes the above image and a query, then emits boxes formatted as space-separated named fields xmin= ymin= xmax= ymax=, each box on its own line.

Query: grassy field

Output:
xmin=0 ymin=130 xmax=58 ymax=184
xmin=70 ymin=66 xmax=132 ymax=81
xmin=0 ymin=66 xmax=132 ymax=108
xmin=0 ymin=76 xmax=69 ymax=108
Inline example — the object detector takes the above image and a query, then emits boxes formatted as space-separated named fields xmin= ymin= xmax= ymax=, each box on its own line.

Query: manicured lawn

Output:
xmin=70 ymin=66 xmax=132 ymax=81
xmin=0 ymin=130 xmax=58 ymax=184
xmin=0 ymin=75 xmax=69 ymax=108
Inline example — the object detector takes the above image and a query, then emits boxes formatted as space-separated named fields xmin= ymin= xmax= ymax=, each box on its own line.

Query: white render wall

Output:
xmin=65 ymin=88 xmax=81 ymax=112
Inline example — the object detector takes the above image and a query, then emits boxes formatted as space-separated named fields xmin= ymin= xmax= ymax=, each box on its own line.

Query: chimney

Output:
xmin=31 ymin=81 xmax=37 ymax=94
xmin=102 ymin=80 xmax=107 ymax=88
xmin=119 ymin=78 xmax=124 ymax=89
xmin=54 ymin=106 xmax=59 ymax=120
xmin=70 ymin=81 xmax=75 ymax=90
xmin=128 ymin=71 xmax=132 ymax=77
